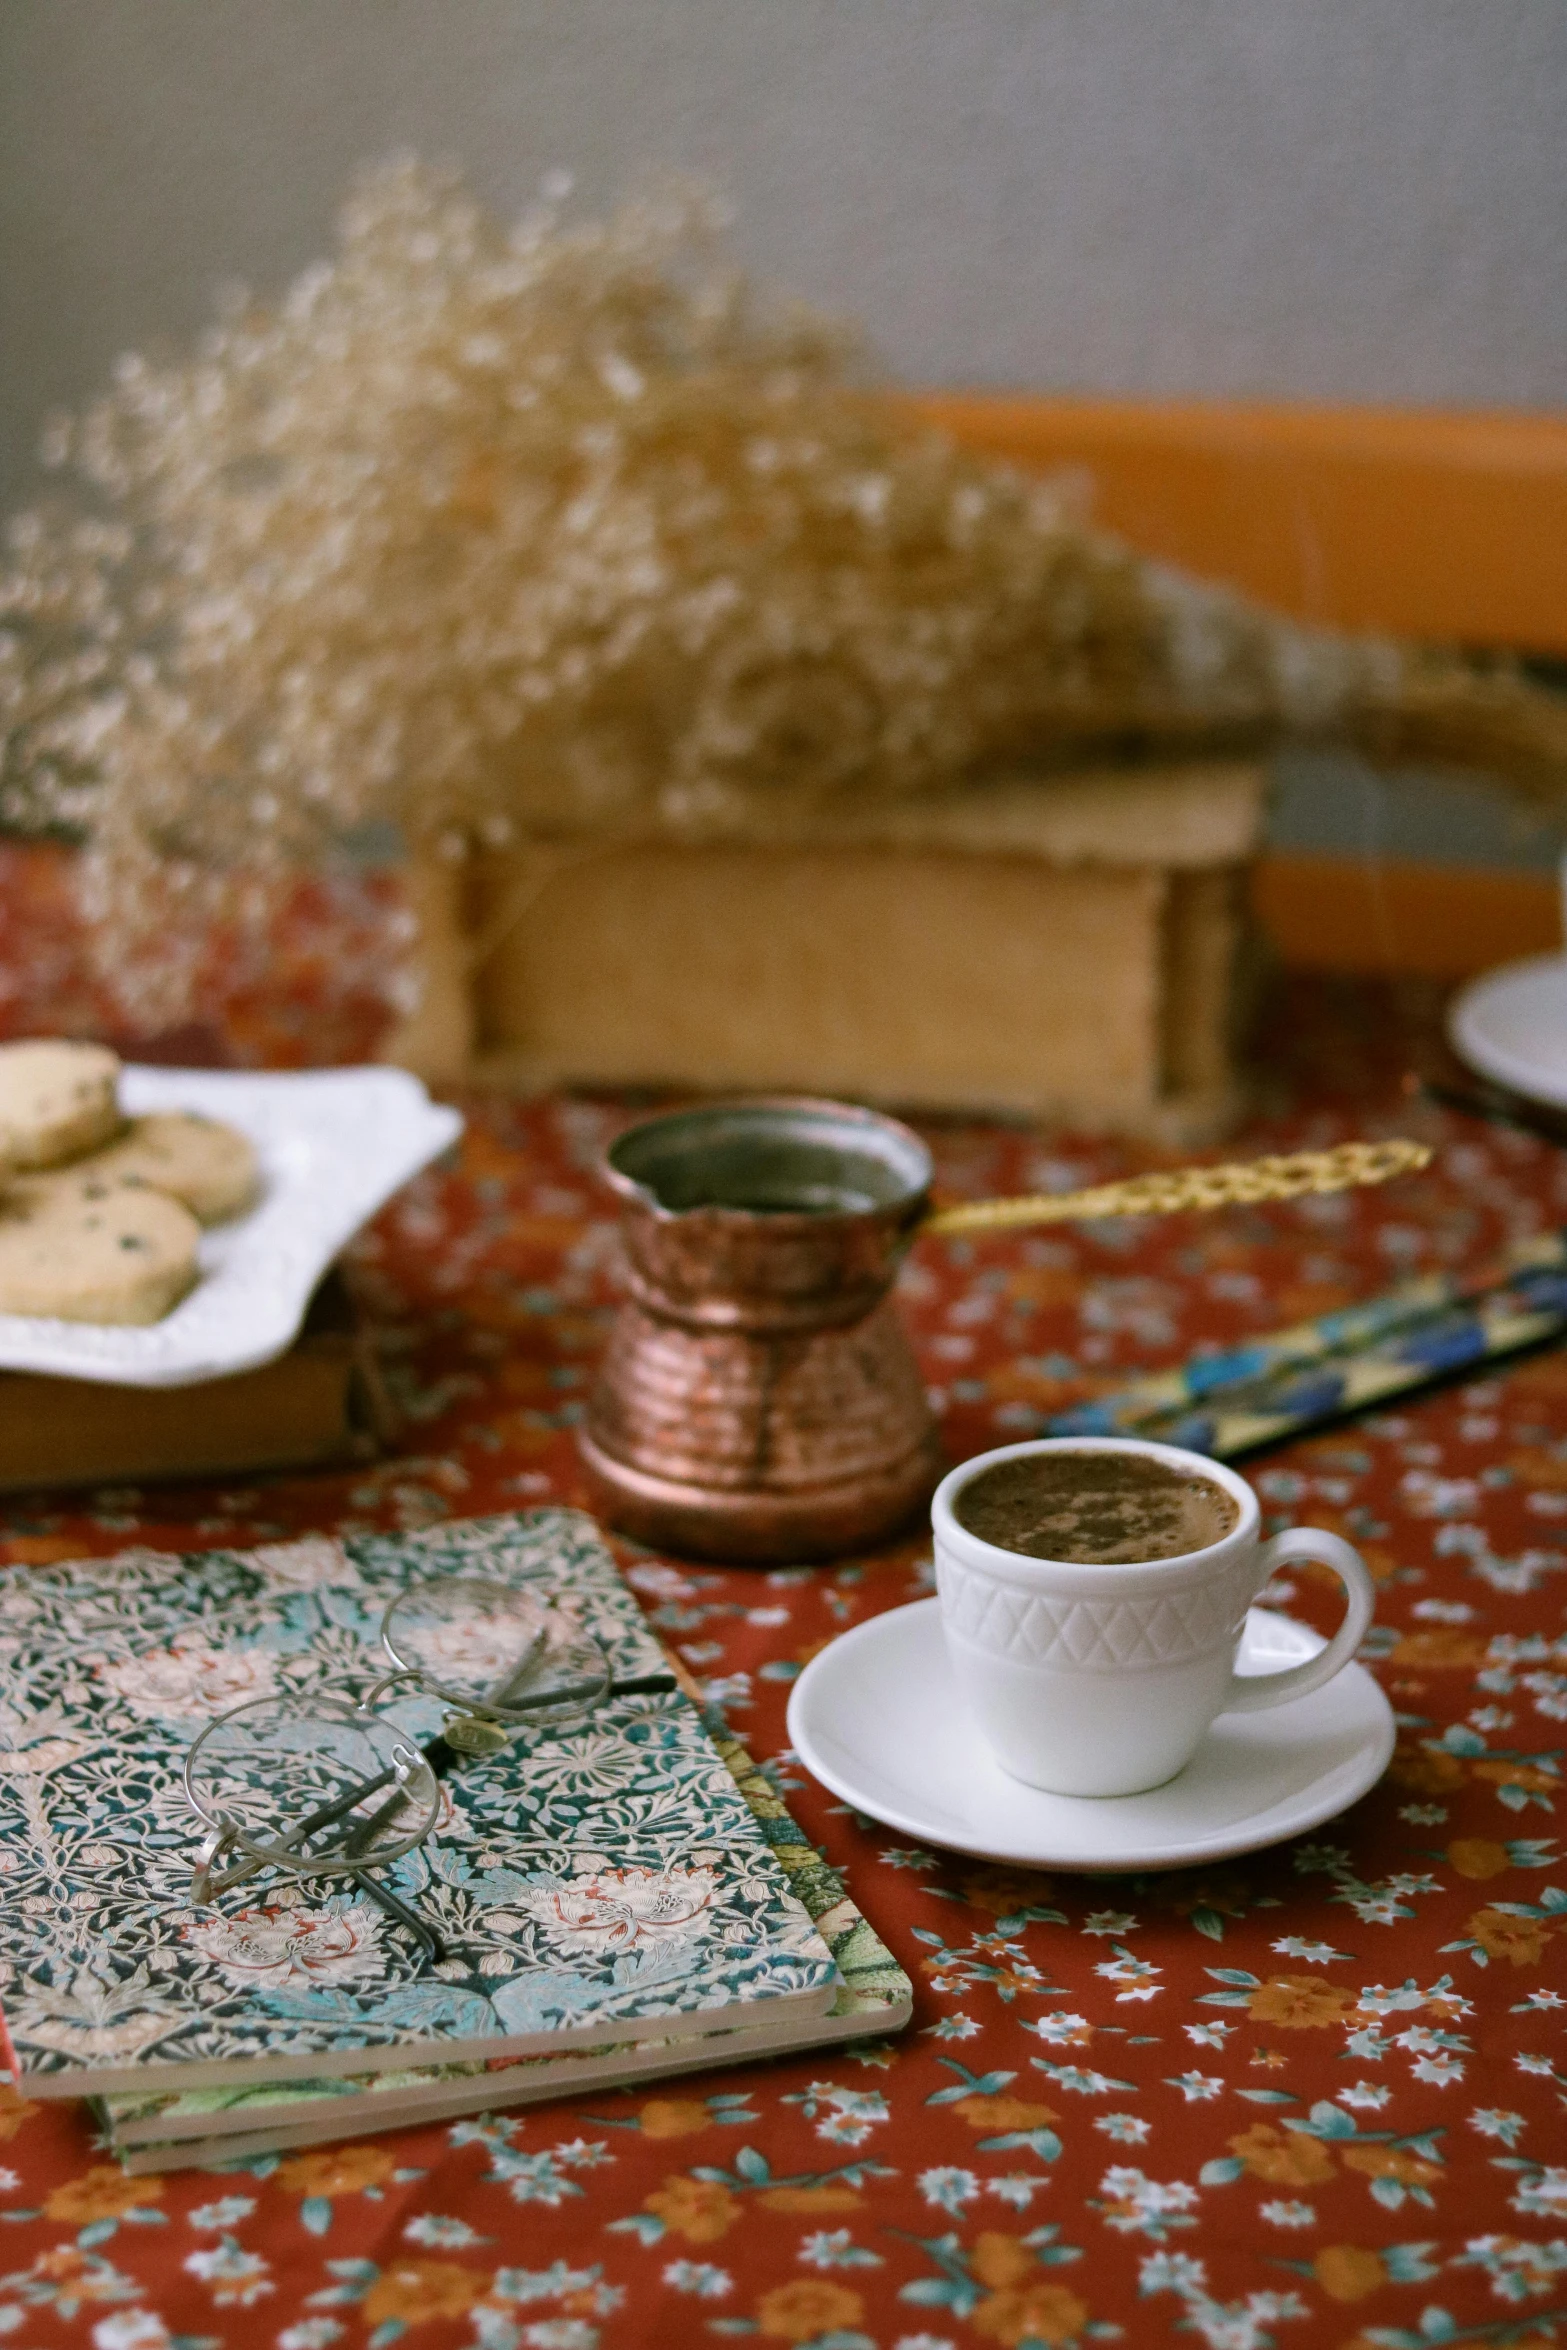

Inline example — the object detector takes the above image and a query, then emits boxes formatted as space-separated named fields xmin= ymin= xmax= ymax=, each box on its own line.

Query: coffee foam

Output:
xmin=954 ymin=1450 xmax=1239 ymax=1565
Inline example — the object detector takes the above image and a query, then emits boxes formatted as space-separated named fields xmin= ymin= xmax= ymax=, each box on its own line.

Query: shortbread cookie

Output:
xmin=80 ymin=1111 xmax=259 ymax=1225
xmin=0 ymin=1170 xmax=200 ymax=1324
xmin=0 ymin=1040 xmax=123 ymax=1169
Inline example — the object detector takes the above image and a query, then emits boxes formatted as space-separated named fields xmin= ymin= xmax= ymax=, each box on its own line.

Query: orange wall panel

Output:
xmin=1252 ymin=854 xmax=1560 ymax=978
xmin=906 ymin=395 xmax=1567 ymax=654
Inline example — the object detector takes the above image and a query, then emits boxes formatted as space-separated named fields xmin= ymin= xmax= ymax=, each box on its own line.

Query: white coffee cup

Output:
xmin=932 ymin=1436 xmax=1375 ymax=1798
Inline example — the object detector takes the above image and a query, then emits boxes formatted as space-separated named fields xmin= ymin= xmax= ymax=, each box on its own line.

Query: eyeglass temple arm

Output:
xmin=351 ymin=1870 xmax=446 ymax=1970
xmin=324 ymin=1666 xmax=682 ymax=1964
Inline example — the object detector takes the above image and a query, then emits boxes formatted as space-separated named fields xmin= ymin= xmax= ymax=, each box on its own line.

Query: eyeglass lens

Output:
xmin=186 ymin=1695 xmax=441 ymax=1881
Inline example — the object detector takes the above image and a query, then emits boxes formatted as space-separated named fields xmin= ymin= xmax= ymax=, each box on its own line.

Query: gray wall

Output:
xmin=4 ymin=0 xmax=1564 ymax=864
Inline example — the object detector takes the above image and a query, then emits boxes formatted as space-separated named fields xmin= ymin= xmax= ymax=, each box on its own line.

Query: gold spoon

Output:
xmin=924 ymin=1137 xmax=1432 ymax=1238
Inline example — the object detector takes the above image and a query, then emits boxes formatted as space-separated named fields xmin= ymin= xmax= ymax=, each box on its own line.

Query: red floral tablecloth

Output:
xmin=1 ymin=854 xmax=1565 ymax=2350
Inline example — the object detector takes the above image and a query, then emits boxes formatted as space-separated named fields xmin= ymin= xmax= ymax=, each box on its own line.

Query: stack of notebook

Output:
xmin=0 ymin=1510 xmax=909 ymax=2171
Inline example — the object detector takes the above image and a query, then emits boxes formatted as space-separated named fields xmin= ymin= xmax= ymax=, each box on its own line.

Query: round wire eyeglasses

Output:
xmin=182 ymin=1575 xmax=675 ymax=1966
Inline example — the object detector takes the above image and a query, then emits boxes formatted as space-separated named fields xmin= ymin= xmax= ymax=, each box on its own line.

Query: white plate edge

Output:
xmin=1449 ymin=953 xmax=1567 ymax=1109
xmin=0 ymin=1068 xmax=463 ymax=1386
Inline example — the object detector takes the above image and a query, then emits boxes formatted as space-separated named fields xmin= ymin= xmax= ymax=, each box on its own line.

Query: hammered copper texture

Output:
xmin=580 ymin=1102 xmax=941 ymax=1561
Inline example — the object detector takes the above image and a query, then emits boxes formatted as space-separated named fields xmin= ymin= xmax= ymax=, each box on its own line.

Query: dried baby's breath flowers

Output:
xmin=0 ymin=157 xmax=1560 ymax=1025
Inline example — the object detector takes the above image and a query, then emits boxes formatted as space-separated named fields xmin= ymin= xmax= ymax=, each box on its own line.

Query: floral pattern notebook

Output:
xmin=0 ymin=1512 xmax=841 ymax=2096
xmin=97 ymin=1708 xmax=913 ymax=2170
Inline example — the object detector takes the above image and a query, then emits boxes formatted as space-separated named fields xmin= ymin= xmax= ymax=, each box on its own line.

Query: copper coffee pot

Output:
xmin=577 ymin=1097 xmax=1429 ymax=1564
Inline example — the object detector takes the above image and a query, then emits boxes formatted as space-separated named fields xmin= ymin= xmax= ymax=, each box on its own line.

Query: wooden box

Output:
xmin=389 ymin=759 xmax=1266 ymax=1141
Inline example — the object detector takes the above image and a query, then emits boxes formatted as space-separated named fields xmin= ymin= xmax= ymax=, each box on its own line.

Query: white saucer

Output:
xmin=1450 ymin=952 xmax=1567 ymax=1109
xmin=787 ymin=1601 xmax=1395 ymax=1872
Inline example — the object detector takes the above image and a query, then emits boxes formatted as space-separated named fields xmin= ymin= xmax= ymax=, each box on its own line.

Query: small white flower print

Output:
xmin=985 ymin=2175 xmax=1047 ymax=2208
xmin=697 ymin=1672 xmax=752 ymax=1710
xmin=661 ymin=2261 xmax=731 ymax=2297
xmin=1512 ymin=2169 xmax=1567 ymax=2220
xmin=1337 ymin=2081 xmax=1393 ymax=2110
xmin=1095 ymin=1949 xmax=1162 ymax=2001
xmin=1468 ymin=2108 xmax=1525 ymax=2145
xmin=783 ymin=2082 xmax=889 ymax=2145
xmin=798 ymin=2229 xmax=883 ymax=2269
xmin=1137 ymin=2250 xmax=1207 ymax=2294
xmin=1082 ymin=1910 xmax=1139 ymax=1936
xmin=1259 ymin=2201 xmax=1316 ymax=2228
xmin=917 ymin=2166 xmax=980 ymax=2215
xmin=1096 ymin=2113 xmax=1152 ymax=2144
xmin=1098 ymin=2167 xmax=1199 ymax=2240
xmin=183 ymin=2244 xmax=274 ymax=2307
xmin=1032 ymin=2012 xmax=1093 ymax=2045
xmin=91 ymin=2317 xmax=171 ymax=2350
xmin=1166 ymin=2071 xmax=1223 ymax=2102
xmin=403 ymin=2214 xmax=485 ymax=2247
xmin=188 ymin=2197 xmax=256 ymax=2231
xmin=1411 ymin=2054 xmax=1466 ymax=2086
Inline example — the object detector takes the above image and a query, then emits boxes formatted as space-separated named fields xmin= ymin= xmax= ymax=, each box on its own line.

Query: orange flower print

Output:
xmin=1342 ymin=2146 xmax=1443 ymax=2189
xmin=31 ymin=2245 xmax=136 ymax=2301
xmin=991 ymin=1967 xmax=1048 ymax=1998
xmin=275 ymin=2144 xmax=398 ymax=2197
xmin=953 ymin=2096 xmax=1060 ymax=2132
xmin=1388 ymin=1629 xmax=1486 ymax=1668
xmin=971 ymin=2233 xmax=1037 ymax=2287
xmin=1474 ymin=1761 xmax=1558 ymax=1796
xmin=1246 ymin=1974 xmax=1355 ymax=2029
xmin=758 ymin=2184 xmax=864 ymax=2214
xmin=44 ymin=2168 xmax=164 ymax=2225
xmin=638 ymin=2098 xmax=713 ymax=2138
xmin=1313 ymin=2246 xmax=1387 ymax=2300
xmin=1468 ymin=1907 xmax=1555 ymax=1966
xmin=361 ymin=2260 xmax=487 ymax=2328
xmin=961 ymin=1868 xmax=1055 ymax=1919
xmin=1447 ymin=1839 xmax=1513 ymax=1880
xmin=1387 ymin=1743 xmax=1466 ymax=1796
xmin=645 ymin=2175 xmax=742 ymax=2242
xmin=1228 ymin=2123 xmax=1336 ymax=2187
xmin=756 ymin=2280 xmax=865 ymax=2340
xmin=973 ymin=2281 xmax=1090 ymax=2345
xmin=0 ymin=2083 xmax=37 ymax=2142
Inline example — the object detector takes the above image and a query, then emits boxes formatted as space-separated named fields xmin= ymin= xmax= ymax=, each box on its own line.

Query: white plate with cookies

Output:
xmin=0 ymin=1047 xmax=461 ymax=1386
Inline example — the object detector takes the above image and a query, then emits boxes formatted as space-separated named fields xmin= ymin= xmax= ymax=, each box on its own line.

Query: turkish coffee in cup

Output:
xmin=954 ymin=1448 xmax=1240 ymax=1565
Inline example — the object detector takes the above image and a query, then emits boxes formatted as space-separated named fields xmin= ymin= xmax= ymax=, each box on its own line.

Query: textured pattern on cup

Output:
xmin=934 ymin=1547 xmax=1260 ymax=1673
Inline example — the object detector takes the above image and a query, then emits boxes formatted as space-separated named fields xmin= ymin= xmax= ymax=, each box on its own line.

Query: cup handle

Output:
xmin=1222 ymin=1528 xmax=1376 ymax=1714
